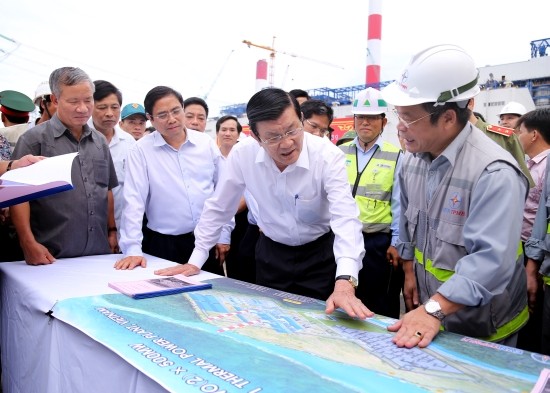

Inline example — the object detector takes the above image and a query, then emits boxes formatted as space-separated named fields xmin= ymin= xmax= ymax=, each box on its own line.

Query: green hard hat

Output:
xmin=0 ymin=90 xmax=35 ymax=113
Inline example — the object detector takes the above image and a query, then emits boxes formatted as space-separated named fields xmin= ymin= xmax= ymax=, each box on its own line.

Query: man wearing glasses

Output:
xmin=338 ymin=87 xmax=403 ymax=319
xmin=382 ymin=45 xmax=528 ymax=349
xmin=156 ymin=88 xmax=373 ymax=320
xmin=300 ymin=99 xmax=333 ymax=139
xmin=114 ymin=86 xmax=231 ymax=276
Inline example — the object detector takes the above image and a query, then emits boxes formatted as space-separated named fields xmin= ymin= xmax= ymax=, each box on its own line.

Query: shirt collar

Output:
xmin=152 ymin=127 xmax=191 ymax=149
xmin=51 ymin=114 xmax=93 ymax=140
xmin=530 ymin=148 xmax=550 ymax=165
xmin=351 ymin=135 xmax=382 ymax=153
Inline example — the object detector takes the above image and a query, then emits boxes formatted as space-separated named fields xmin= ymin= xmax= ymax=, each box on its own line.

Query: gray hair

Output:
xmin=49 ymin=67 xmax=95 ymax=97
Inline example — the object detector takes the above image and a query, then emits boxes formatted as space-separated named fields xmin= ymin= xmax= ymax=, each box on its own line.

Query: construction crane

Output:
xmin=203 ymin=49 xmax=234 ymax=100
xmin=242 ymin=36 xmax=344 ymax=87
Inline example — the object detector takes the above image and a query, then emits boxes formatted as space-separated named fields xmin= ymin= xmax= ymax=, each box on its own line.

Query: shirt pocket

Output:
xmin=404 ymin=205 xmax=419 ymax=242
xmin=431 ymin=220 xmax=465 ymax=272
xmin=93 ymin=159 xmax=109 ymax=187
xmin=295 ymin=195 xmax=322 ymax=224
xmin=113 ymin=158 xmax=125 ymax=186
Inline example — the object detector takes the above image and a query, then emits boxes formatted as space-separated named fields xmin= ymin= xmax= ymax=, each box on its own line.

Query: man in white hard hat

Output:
xmin=382 ymin=44 xmax=529 ymax=349
xmin=338 ymin=87 xmax=404 ymax=319
xmin=33 ymin=81 xmax=57 ymax=125
xmin=499 ymin=101 xmax=527 ymax=129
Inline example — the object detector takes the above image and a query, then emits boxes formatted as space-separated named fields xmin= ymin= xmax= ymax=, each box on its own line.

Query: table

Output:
xmin=1 ymin=255 xmax=546 ymax=393
xmin=0 ymin=254 xmax=217 ymax=393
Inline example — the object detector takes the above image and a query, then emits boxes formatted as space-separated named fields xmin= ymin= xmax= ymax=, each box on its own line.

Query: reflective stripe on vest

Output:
xmin=415 ymin=242 xmax=524 ymax=283
xmin=414 ymin=247 xmax=455 ymax=282
xmin=480 ymin=306 xmax=529 ymax=342
xmin=437 ymin=305 xmax=529 ymax=342
xmin=340 ymin=141 xmax=400 ymax=233
xmin=416 ymin=243 xmax=529 ymax=342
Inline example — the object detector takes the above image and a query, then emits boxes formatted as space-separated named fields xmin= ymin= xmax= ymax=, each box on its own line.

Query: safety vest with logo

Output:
xmin=537 ymin=155 xmax=550 ymax=285
xmin=402 ymin=126 xmax=528 ymax=342
xmin=339 ymin=141 xmax=400 ymax=234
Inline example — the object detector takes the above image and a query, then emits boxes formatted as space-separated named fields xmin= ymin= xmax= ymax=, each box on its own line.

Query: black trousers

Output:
xmin=225 ymin=210 xmax=257 ymax=284
xmin=255 ymin=231 xmax=336 ymax=301
xmin=355 ymin=232 xmax=404 ymax=319
xmin=517 ymin=246 xmax=544 ymax=353
xmin=142 ymin=227 xmax=224 ymax=276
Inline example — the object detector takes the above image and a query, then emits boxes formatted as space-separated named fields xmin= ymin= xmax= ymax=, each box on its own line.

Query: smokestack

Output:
xmin=366 ymin=0 xmax=382 ymax=88
xmin=256 ymin=59 xmax=268 ymax=92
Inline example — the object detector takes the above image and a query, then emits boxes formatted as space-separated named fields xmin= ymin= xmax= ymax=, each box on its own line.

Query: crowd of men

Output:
xmin=0 ymin=42 xmax=549 ymax=355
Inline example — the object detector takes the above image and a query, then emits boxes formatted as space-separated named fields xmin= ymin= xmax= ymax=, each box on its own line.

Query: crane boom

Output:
xmin=203 ymin=49 xmax=234 ymax=100
xmin=243 ymin=37 xmax=344 ymax=87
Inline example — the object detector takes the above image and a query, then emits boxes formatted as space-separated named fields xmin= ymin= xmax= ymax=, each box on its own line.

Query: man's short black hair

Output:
xmin=183 ymin=96 xmax=209 ymax=117
xmin=93 ymin=80 xmax=122 ymax=105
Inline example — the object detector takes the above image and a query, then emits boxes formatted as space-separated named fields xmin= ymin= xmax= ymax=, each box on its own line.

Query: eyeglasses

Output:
xmin=304 ymin=119 xmax=330 ymax=135
xmin=354 ymin=114 xmax=383 ymax=122
xmin=257 ymin=127 xmax=303 ymax=145
xmin=392 ymin=109 xmax=434 ymax=128
xmin=151 ymin=107 xmax=183 ymax=121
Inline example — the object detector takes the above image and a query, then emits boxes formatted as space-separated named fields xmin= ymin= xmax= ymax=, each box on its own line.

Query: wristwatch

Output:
xmin=335 ymin=275 xmax=358 ymax=289
xmin=424 ymin=299 xmax=446 ymax=321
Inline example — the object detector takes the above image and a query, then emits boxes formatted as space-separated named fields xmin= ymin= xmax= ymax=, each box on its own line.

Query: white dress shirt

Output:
xmin=108 ymin=126 xmax=136 ymax=231
xmin=189 ymin=132 xmax=365 ymax=278
xmin=86 ymin=120 xmax=136 ymax=233
xmin=120 ymin=130 xmax=232 ymax=257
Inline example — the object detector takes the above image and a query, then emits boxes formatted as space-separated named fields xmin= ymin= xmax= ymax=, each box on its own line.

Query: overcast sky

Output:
xmin=1 ymin=0 xmax=549 ymax=116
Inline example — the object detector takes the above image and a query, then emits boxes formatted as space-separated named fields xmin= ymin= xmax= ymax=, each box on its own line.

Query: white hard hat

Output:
xmin=34 ymin=81 xmax=51 ymax=105
xmin=382 ymin=44 xmax=480 ymax=107
xmin=499 ymin=101 xmax=526 ymax=117
xmin=352 ymin=88 xmax=388 ymax=115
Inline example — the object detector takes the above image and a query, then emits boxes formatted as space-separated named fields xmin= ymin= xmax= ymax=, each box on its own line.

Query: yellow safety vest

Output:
xmin=339 ymin=141 xmax=400 ymax=233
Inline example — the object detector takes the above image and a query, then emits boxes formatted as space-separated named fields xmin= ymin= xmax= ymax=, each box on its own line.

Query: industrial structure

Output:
xmin=219 ymin=38 xmax=550 ymax=128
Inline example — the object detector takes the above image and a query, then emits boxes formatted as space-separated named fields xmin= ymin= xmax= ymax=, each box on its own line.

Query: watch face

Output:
xmin=426 ymin=300 xmax=440 ymax=313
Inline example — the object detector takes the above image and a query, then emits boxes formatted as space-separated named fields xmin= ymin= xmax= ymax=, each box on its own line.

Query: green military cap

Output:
xmin=336 ymin=130 xmax=357 ymax=146
xmin=0 ymin=90 xmax=35 ymax=116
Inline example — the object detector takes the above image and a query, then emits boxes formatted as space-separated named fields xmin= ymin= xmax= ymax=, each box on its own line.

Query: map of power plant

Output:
xmin=54 ymin=277 xmax=548 ymax=393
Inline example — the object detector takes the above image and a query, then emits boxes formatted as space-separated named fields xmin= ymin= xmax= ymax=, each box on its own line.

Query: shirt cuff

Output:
xmin=124 ymin=245 xmax=143 ymax=257
xmin=188 ymin=248 xmax=209 ymax=269
xmin=218 ymin=227 xmax=232 ymax=245
xmin=391 ymin=234 xmax=399 ymax=248
xmin=397 ymin=241 xmax=414 ymax=260
xmin=524 ymin=238 xmax=545 ymax=261
xmin=335 ymin=257 xmax=360 ymax=280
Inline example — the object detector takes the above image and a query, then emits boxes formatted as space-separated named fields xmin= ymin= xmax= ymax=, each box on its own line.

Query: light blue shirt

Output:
xmin=351 ymin=136 xmax=402 ymax=246
xmin=119 ymin=130 xmax=232 ymax=257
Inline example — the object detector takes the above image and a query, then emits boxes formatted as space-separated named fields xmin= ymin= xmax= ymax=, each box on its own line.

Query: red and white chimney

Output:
xmin=366 ymin=0 xmax=382 ymax=87
xmin=256 ymin=59 xmax=268 ymax=92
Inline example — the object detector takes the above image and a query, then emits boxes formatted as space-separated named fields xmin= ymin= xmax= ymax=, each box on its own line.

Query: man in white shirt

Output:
xmin=114 ymin=86 xmax=231 ymax=276
xmin=156 ymin=88 xmax=372 ymax=319
xmin=89 ymin=80 xmax=136 ymax=238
